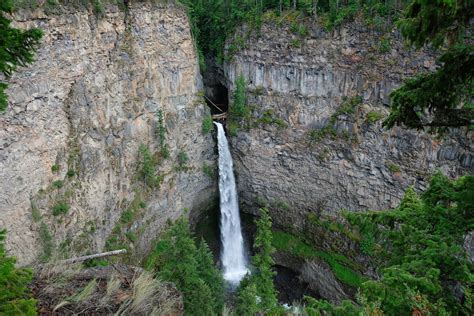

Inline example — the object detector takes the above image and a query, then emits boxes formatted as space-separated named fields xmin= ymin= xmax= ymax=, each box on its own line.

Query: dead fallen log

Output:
xmin=61 ymin=249 xmax=127 ymax=264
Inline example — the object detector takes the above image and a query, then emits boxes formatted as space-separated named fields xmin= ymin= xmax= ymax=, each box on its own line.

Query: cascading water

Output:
xmin=215 ymin=122 xmax=248 ymax=284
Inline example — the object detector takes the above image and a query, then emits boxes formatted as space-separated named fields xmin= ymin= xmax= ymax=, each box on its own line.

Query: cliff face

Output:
xmin=0 ymin=3 xmax=216 ymax=265
xmin=224 ymin=21 xmax=473 ymax=230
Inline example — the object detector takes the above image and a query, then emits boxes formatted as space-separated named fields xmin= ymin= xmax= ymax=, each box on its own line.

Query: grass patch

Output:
xmin=272 ymin=231 xmax=365 ymax=288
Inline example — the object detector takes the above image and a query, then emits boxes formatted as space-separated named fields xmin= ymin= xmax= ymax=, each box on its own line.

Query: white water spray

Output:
xmin=215 ymin=122 xmax=248 ymax=284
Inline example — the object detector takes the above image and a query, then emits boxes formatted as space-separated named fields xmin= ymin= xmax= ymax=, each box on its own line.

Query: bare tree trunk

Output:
xmin=62 ymin=249 xmax=127 ymax=264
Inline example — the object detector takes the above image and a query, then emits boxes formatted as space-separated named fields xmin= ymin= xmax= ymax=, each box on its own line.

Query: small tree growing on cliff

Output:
xmin=0 ymin=0 xmax=43 ymax=112
xmin=231 ymin=74 xmax=248 ymax=119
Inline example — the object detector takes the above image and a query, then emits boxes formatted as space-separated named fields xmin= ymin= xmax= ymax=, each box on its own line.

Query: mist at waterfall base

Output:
xmin=215 ymin=122 xmax=249 ymax=285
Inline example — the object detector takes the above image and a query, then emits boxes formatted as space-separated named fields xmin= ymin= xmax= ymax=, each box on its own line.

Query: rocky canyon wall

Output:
xmin=224 ymin=21 xmax=473 ymax=231
xmin=0 ymin=3 xmax=216 ymax=265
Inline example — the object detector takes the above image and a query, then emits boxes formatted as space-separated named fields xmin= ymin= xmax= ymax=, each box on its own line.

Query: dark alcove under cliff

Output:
xmin=205 ymin=83 xmax=229 ymax=114
xmin=202 ymin=57 xmax=229 ymax=115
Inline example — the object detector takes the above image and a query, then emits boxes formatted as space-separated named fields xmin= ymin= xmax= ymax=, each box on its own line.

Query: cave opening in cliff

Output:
xmin=205 ymin=83 xmax=229 ymax=115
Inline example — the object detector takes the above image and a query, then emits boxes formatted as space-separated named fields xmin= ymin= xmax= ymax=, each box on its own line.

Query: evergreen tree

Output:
xmin=0 ymin=230 xmax=37 ymax=315
xmin=236 ymin=279 xmax=259 ymax=316
xmin=252 ymin=207 xmax=278 ymax=312
xmin=195 ymin=239 xmax=225 ymax=313
xmin=315 ymin=172 xmax=474 ymax=314
xmin=232 ymin=74 xmax=248 ymax=119
xmin=146 ymin=218 xmax=223 ymax=315
xmin=0 ymin=0 xmax=43 ymax=112
xmin=385 ymin=0 xmax=474 ymax=130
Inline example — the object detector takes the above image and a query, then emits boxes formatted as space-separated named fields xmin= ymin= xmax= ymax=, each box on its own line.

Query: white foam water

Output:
xmin=214 ymin=122 xmax=248 ymax=284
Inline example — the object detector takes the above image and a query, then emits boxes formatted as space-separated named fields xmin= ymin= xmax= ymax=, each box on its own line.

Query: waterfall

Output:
xmin=215 ymin=122 xmax=248 ymax=284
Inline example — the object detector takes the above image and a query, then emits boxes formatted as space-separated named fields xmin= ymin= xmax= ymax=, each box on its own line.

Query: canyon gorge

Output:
xmin=0 ymin=1 xmax=472 ymax=315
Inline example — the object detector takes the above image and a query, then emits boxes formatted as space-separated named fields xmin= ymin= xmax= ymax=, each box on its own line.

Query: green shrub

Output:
xmin=177 ymin=151 xmax=189 ymax=167
xmin=52 ymin=202 xmax=69 ymax=216
xmin=254 ymin=85 xmax=264 ymax=95
xmin=66 ymin=169 xmax=75 ymax=178
xmin=289 ymin=38 xmax=302 ymax=48
xmin=202 ymin=163 xmax=215 ymax=179
xmin=230 ymin=75 xmax=249 ymax=120
xmin=138 ymin=144 xmax=161 ymax=188
xmin=387 ymin=162 xmax=401 ymax=173
xmin=125 ymin=231 xmax=138 ymax=242
xmin=31 ymin=201 xmax=41 ymax=222
xmin=202 ymin=115 xmax=213 ymax=134
xmin=93 ymin=0 xmax=104 ymax=15
xmin=257 ymin=109 xmax=287 ymax=128
xmin=227 ymin=120 xmax=239 ymax=137
xmin=366 ymin=111 xmax=384 ymax=123
xmin=51 ymin=164 xmax=59 ymax=173
xmin=290 ymin=22 xmax=308 ymax=37
xmin=83 ymin=258 xmax=109 ymax=268
xmin=0 ymin=230 xmax=37 ymax=315
xmin=161 ymin=145 xmax=170 ymax=160
xmin=52 ymin=180 xmax=63 ymax=189
xmin=155 ymin=110 xmax=166 ymax=150
xmin=378 ymin=36 xmax=391 ymax=53
xmin=120 ymin=209 xmax=134 ymax=225
xmin=38 ymin=222 xmax=53 ymax=262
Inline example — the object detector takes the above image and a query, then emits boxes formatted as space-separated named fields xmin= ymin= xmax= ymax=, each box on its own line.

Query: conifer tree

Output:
xmin=0 ymin=230 xmax=37 ymax=315
xmin=236 ymin=279 xmax=259 ymax=316
xmin=385 ymin=0 xmax=474 ymax=130
xmin=195 ymin=239 xmax=225 ymax=313
xmin=0 ymin=0 xmax=42 ymax=112
xmin=146 ymin=218 xmax=223 ymax=315
xmin=252 ymin=207 xmax=278 ymax=312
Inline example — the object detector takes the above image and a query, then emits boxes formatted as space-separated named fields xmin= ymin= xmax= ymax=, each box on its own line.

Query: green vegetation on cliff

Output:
xmin=273 ymin=231 xmax=365 ymax=288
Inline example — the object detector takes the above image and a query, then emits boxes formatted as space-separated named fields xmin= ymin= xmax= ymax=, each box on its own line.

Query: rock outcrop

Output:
xmin=224 ymin=20 xmax=473 ymax=230
xmin=0 ymin=3 xmax=216 ymax=265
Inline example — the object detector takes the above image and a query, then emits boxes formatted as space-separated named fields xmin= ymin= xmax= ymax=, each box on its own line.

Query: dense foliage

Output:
xmin=307 ymin=172 xmax=474 ymax=315
xmin=178 ymin=0 xmax=409 ymax=66
xmin=385 ymin=0 xmax=474 ymax=130
xmin=145 ymin=217 xmax=224 ymax=315
xmin=0 ymin=0 xmax=42 ymax=112
xmin=237 ymin=207 xmax=279 ymax=314
xmin=0 ymin=230 xmax=37 ymax=315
